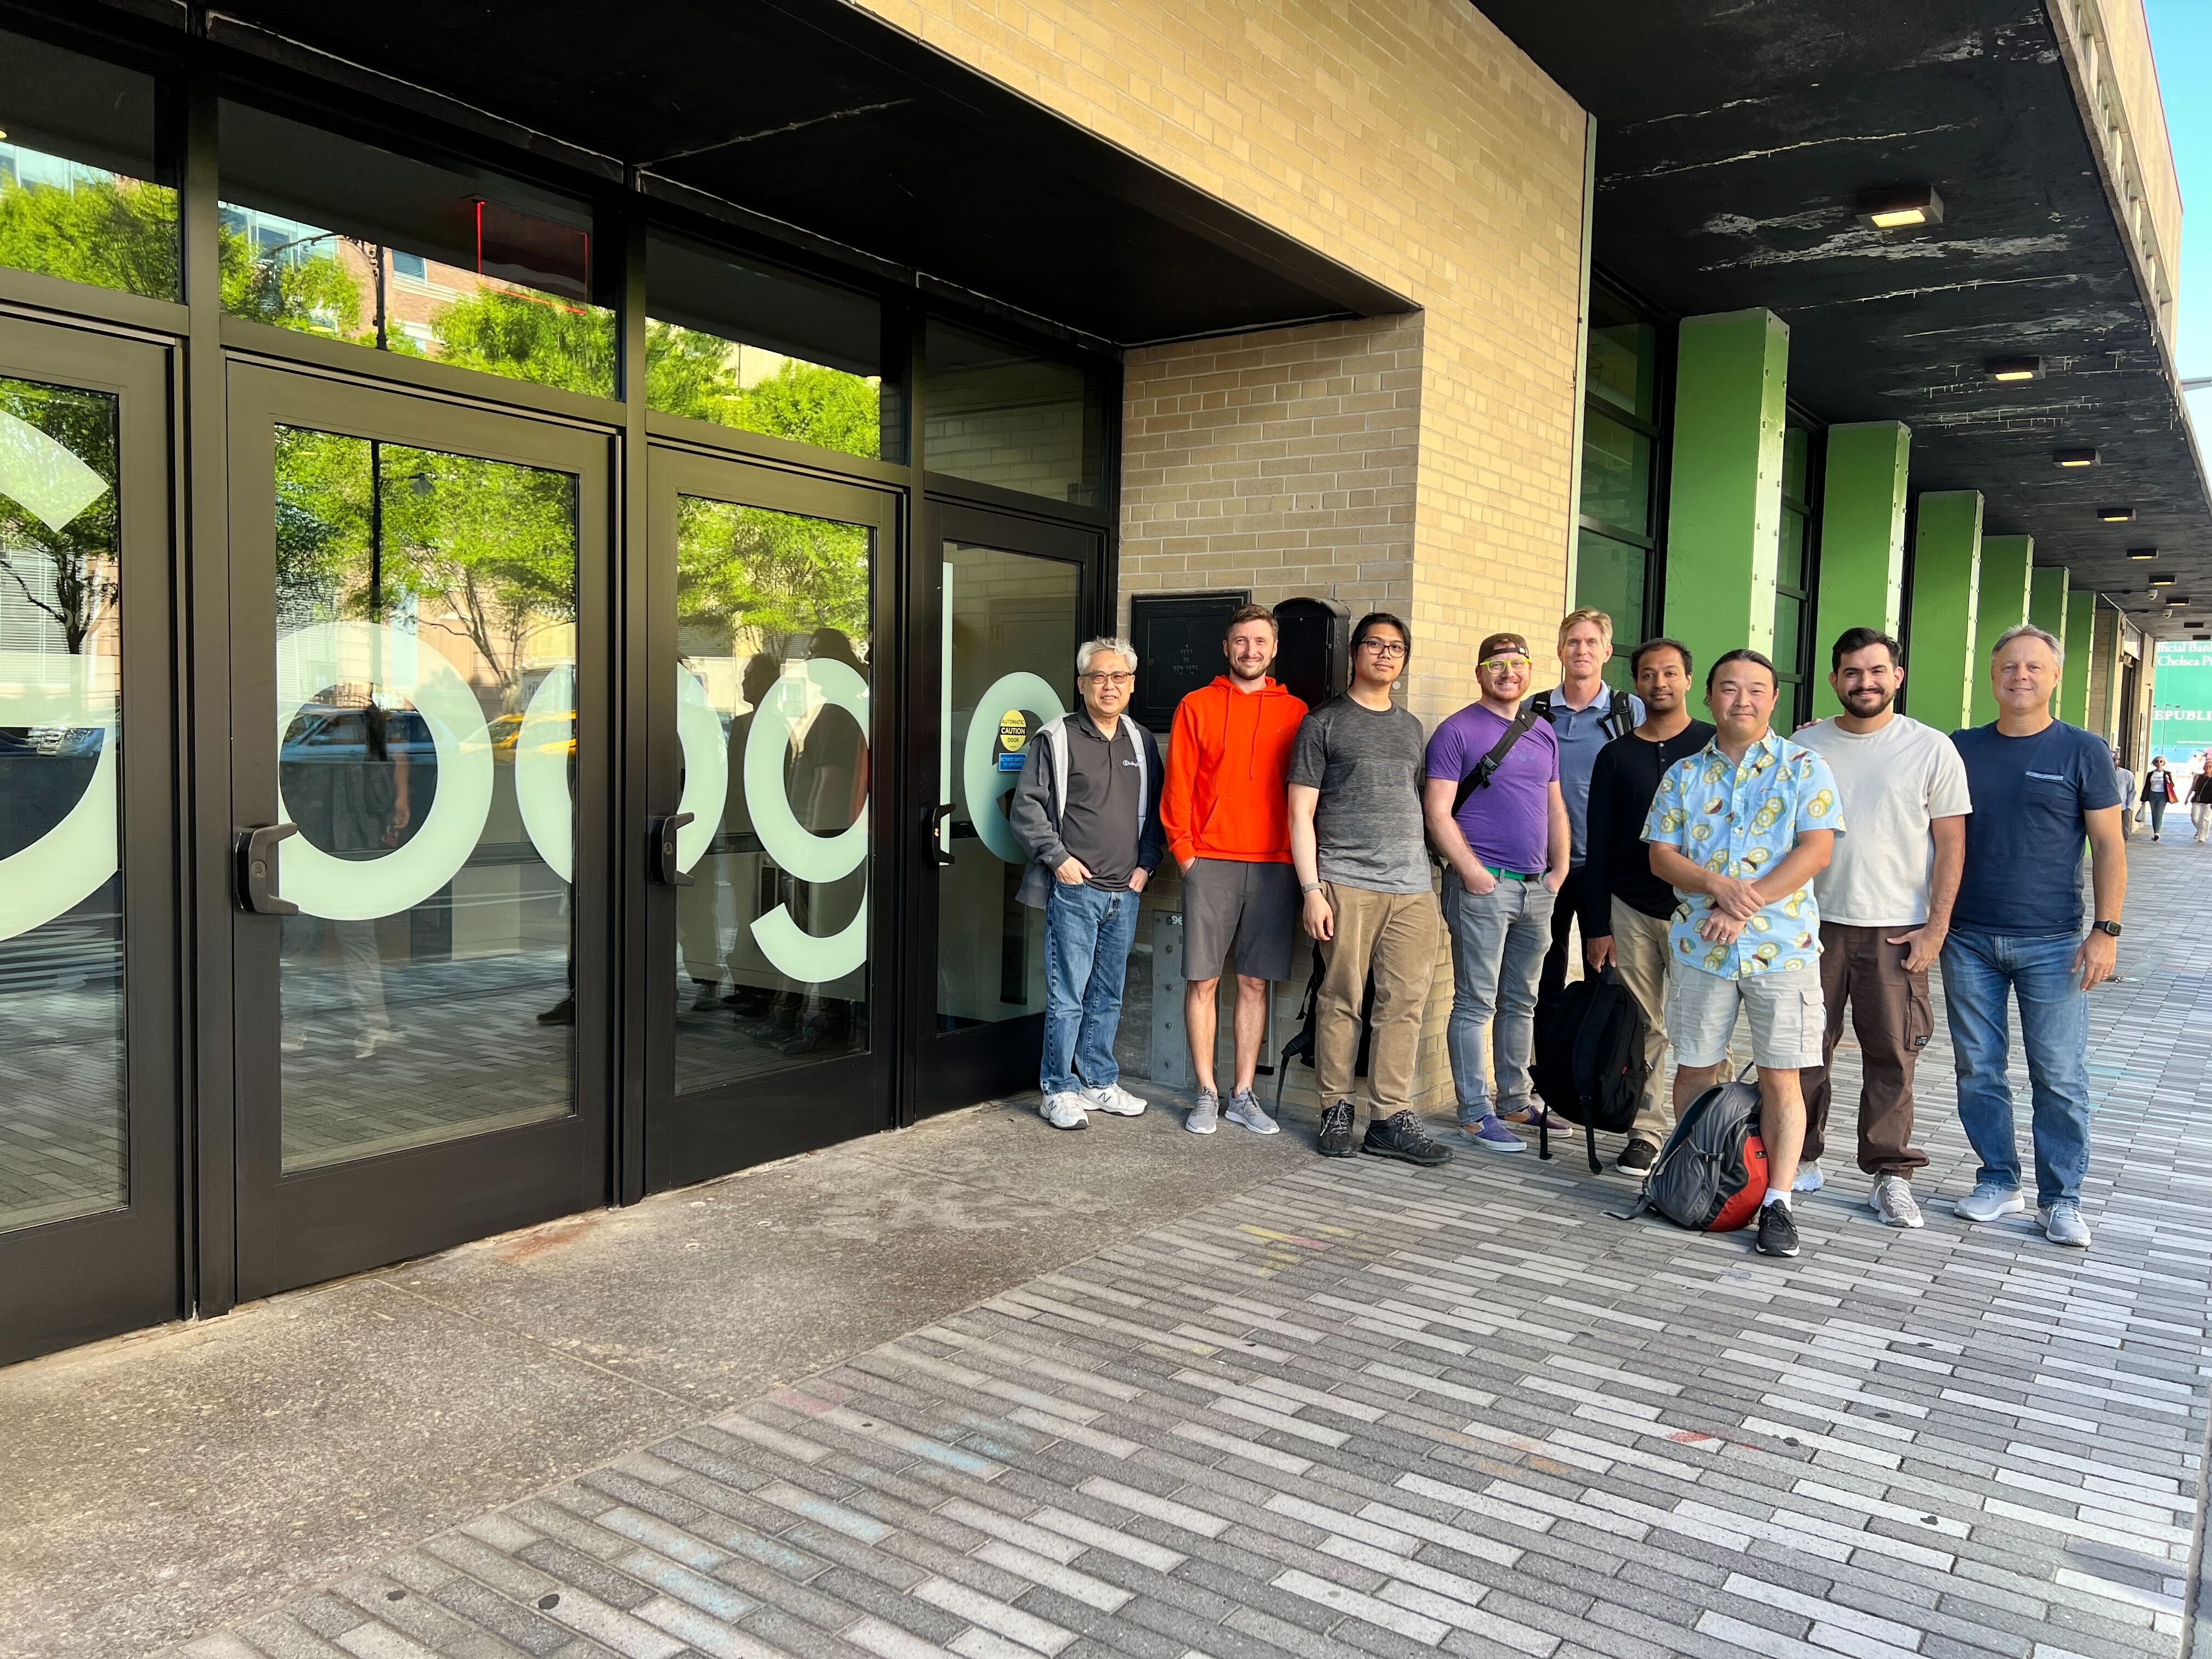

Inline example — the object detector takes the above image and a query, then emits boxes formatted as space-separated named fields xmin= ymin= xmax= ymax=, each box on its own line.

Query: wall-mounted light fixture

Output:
xmin=2053 ymin=448 xmax=2100 ymax=467
xmin=1986 ymin=357 xmax=2042 ymax=381
xmin=1855 ymin=184 xmax=1945 ymax=230
xmin=2099 ymin=506 xmax=2137 ymax=522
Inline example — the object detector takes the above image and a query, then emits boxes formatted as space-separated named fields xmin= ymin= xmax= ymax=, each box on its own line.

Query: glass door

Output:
xmin=0 ymin=317 xmax=180 ymax=1364
xmin=225 ymin=365 xmax=613 ymax=1298
xmin=912 ymin=504 xmax=1098 ymax=1118
xmin=644 ymin=446 xmax=897 ymax=1189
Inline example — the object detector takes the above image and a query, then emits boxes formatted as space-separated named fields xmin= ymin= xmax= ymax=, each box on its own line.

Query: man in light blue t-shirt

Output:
xmin=1946 ymin=623 xmax=2127 ymax=1250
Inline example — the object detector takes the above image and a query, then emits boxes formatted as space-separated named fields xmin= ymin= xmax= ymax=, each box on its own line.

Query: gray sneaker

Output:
xmin=1954 ymin=1180 xmax=2025 ymax=1223
xmin=1083 ymin=1082 xmax=1147 ymax=1118
xmin=1187 ymin=1090 xmax=1220 ymax=1135
xmin=2039 ymin=1200 xmax=2093 ymax=1248
xmin=1870 ymin=1174 xmax=1923 ymax=1229
xmin=1040 ymin=1092 xmax=1089 ymax=1131
xmin=1223 ymin=1088 xmax=1280 ymax=1136
xmin=1792 ymin=1163 xmax=1824 ymax=1194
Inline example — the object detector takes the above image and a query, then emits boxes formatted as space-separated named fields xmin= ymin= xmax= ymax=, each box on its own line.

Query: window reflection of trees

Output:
xmin=0 ymin=379 xmax=119 ymax=659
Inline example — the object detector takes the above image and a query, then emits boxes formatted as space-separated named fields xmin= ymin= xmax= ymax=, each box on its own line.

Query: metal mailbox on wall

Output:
xmin=1128 ymin=590 xmax=1250 ymax=732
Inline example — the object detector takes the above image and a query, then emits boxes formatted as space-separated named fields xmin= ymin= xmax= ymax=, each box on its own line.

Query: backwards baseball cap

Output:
xmin=1477 ymin=631 xmax=1532 ymax=662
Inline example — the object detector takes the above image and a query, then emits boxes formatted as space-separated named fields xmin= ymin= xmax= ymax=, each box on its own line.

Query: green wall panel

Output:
xmin=2062 ymin=590 xmax=2095 ymax=726
xmin=2029 ymin=566 xmax=2068 ymax=716
xmin=1661 ymin=308 xmax=1788 ymax=699
xmin=1904 ymin=491 xmax=1982 ymax=733
xmin=1810 ymin=420 xmax=1910 ymax=718
xmin=1970 ymin=535 xmax=2034 ymax=727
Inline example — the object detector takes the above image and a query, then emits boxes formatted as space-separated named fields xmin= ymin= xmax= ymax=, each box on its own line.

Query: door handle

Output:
xmin=927 ymin=803 xmax=956 ymax=867
xmin=235 ymin=823 xmax=300 ymax=916
xmin=650 ymin=812 xmax=695 ymax=887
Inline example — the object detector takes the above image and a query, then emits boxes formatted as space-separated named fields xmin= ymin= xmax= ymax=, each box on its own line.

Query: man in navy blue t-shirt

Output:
xmin=1946 ymin=623 xmax=2127 ymax=1249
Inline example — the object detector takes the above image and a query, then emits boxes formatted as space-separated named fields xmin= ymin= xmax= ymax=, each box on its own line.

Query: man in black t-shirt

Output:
xmin=1580 ymin=637 xmax=1714 ymax=1173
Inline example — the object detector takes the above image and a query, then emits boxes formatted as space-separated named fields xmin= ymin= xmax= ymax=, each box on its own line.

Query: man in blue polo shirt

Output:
xmin=1946 ymin=623 xmax=2126 ymax=1249
xmin=1536 ymin=607 xmax=1643 ymax=1005
xmin=1425 ymin=631 xmax=1569 ymax=1154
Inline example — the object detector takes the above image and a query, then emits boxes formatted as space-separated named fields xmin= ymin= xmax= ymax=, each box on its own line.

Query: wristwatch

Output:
xmin=1300 ymin=881 xmax=1323 ymax=895
xmin=2094 ymin=919 xmax=2123 ymax=937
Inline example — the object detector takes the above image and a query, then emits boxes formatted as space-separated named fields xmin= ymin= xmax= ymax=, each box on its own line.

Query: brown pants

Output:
xmin=1802 ymin=921 xmax=1932 ymax=1176
xmin=1606 ymin=899 xmax=1678 ymax=1147
xmin=1315 ymin=881 xmax=1440 ymax=1118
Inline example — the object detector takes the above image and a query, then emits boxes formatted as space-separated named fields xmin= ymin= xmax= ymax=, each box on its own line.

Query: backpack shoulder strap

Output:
xmin=1450 ymin=704 xmax=1544 ymax=816
xmin=1606 ymin=690 xmax=1635 ymax=739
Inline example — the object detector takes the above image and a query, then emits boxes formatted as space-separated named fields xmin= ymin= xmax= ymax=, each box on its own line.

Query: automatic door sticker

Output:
xmin=996 ymin=708 xmax=1028 ymax=771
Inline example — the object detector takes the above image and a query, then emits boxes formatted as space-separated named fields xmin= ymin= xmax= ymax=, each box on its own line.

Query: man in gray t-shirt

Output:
xmin=1288 ymin=613 xmax=1449 ymax=1167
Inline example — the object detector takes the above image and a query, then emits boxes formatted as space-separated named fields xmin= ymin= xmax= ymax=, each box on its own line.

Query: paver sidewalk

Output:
xmin=169 ymin=844 xmax=2212 ymax=1659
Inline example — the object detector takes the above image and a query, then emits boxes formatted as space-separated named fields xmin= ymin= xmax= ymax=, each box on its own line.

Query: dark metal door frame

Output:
xmin=0 ymin=314 xmax=184 ymax=1364
xmin=903 ymin=495 xmax=1104 ymax=1123
xmin=222 ymin=362 xmax=616 ymax=1299
xmin=640 ymin=442 xmax=902 ymax=1192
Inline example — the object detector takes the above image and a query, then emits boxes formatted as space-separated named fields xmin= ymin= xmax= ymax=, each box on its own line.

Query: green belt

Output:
xmin=1483 ymin=865 xmax=1540 ymax=882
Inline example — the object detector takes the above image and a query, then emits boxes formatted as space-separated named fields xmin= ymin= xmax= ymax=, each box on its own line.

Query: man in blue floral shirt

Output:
xmin=1643 ymin=648 xmax=1843 ymax=1260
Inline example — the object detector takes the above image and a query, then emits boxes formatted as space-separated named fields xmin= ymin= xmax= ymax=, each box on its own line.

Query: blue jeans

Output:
xmin=1040 ymin=882 xmax=1141 ymax=1097
xmin=1939 ymin=928 xmax=2093 ymax=1207
xmin=1442 ymin=875 xmax=1556 ymax=1117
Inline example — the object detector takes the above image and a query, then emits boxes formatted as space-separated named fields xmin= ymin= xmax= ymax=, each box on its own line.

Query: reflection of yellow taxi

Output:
xmin=488 ymin=710 xmax=576 ymax=760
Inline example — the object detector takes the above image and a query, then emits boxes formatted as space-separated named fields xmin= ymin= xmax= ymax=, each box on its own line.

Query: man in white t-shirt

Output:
xmin=1795 ymin=628 xmax=1972 ymax=1228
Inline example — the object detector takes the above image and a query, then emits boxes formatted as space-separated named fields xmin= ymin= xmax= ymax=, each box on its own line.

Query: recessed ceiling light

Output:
xmin=2129 ymin=546 xmax=2157 ymax=560
xmin=2053 ymin=448 xmax=2100 ymax=466
xmin=2149 ymin=572 xmax=2176 ymax=587
xmin=2099 ymin=506 xmax=2136 ymax=522
xmin=1856 ymin=184 xmax=1945 ymax=230
xmin=1987 ymin=356 xmax=2043 ymax=381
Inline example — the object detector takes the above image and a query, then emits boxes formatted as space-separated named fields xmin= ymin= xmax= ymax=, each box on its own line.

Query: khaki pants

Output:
xmin=1608 ymin=899 xmax=1677 ymax=1147
xmin=1315 ymin=881 xmax=1440 ymax=1118
xmin=1802 ymin=921 xmax=1932 ymax=1177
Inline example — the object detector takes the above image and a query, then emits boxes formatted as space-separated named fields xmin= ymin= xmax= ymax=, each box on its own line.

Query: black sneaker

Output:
xmin=1361 ymin=1110 xmax=1454 ymax=1167
xmin=1618 ymin=1138 xmax=1658 ymax=1174
xmin=1317 ymin=1101 xmax=1357 ymax=1158
xmin=535 ymin=996 xmax=574 ymax=1025
xmin=1754 ymin=1201 xmax=1801 ymax=1259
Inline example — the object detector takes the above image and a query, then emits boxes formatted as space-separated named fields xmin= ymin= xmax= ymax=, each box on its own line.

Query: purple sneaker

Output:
xmin=1466 ymin=1114 xmax=1526 ymax=1154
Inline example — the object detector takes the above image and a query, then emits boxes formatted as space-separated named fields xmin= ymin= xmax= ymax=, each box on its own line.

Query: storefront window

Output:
xmin=0 ymin=30 xmax=177 ymax=301
xmin=924 ymin=321 xmax=1104 ymax=507
xmin=1575 ymin=284 xmax=1664 ymax=684
xmin=645 ymin=235 xmax=892 ymax=461
xmin=218 ymin=102 xmax=616 ymax=399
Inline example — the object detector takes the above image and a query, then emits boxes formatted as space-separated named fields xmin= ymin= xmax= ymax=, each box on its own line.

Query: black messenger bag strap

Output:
xmin=1450 ymin=701 xmax=1545 ymax=816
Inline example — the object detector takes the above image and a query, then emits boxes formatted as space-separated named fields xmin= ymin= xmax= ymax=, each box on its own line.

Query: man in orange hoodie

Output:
xmin=1162 ymin=603 xmax=1309 ymax=1136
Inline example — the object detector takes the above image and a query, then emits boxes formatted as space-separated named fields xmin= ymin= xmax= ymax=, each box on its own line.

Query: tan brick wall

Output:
xmin=846 ymin=0 xmax=1589 ymax=724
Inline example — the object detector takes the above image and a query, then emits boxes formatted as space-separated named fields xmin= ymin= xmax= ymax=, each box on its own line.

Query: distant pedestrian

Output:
xmin=1161 ymin=604 xmax=1306 ymax=1136
xmin=1645 ymin=649 xmax=1842 ymax=1261
xmin=1425 ymin=631 xmax=1570 ymax=1153
xmin=1794 ymin=628 xmax=1971 ymax=1230
xmin=1289 ymin=613 xmax=1453 ymax=1167
xmin=1947 ymin=624 xmax=2126 ymax=1249
xmin=1009 ymin=637 xmax=1164 ymax=1131
xmin=2113 ymin=749 xmax=2136 ymax=837
xmin=1581 ymin=637 xmax=1714 ymax=1172
xmin=2142 ymin=757 xmax=2179 ymax=840
xmin=1533 ymin=608 xmax=1643 ymax=1006
xmin=2189 ymin=761 xmax=2212 ymax=843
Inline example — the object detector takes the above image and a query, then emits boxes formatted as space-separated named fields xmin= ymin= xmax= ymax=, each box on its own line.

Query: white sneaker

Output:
xmin=1870 ymin=1174 xmax=1923 ymax=1229
xmin=2039 ymin=1201 xmax=2093 ymax=1248
xmin=1083 ymin=1082 xmax=1147 ymax=1117
xmin=1954 ymin=1180 xmax=2025 ymax=1222
xmin=1040 ymin=1092 xmax=1090 ymax=1130
xmin=1792 ymin=1163 xmax=1824 ymax=1194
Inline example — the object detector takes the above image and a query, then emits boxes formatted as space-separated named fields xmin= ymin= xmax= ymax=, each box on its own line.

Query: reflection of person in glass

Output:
xmin=279 ymin=697 xmax=413 ymax=1059
xmin=678 ymin=651 xmax=780 ymax=1018
xmin=752 ymin=628 xmax=868 ymax=1056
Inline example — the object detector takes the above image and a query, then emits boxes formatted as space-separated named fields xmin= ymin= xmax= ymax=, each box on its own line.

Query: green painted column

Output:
xmin=2062 ymin=589 xmax=2095 ymax=726
xmin=1904 ymin=491 xmax=1982 ymax=732
xmin=2029 ymin=566 xmax=2068 ymax=717
xmin=1969 ymin=535 xmax=2034 ymax=727
xmin=1661 ymin=308 xmax=1788 ymax=691
xmin=1810 ymin=422 xmax=1912 ymax=717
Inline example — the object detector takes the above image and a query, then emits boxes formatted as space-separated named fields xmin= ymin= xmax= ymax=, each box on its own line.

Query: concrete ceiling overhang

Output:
xmin=1480 ymin=0 xmax=2209 ymax=638
xmin=85 ymin=0 xmax=1407 ymax=348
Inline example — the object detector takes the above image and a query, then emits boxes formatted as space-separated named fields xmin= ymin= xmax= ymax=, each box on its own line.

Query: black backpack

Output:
xmin=1530 ymin=968 xmax=1646 ymax=1172
xmin=1276 ymin=942 xmax=1372 ymax=1110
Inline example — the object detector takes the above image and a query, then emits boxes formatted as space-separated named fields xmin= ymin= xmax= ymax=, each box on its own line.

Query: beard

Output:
xmin=1843 ymin=688 xmax=1894 ymax=715
xmin=1228 ymin=659 xmax=1271 ymax=683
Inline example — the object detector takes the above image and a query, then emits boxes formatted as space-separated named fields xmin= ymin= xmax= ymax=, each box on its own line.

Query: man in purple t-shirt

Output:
xmin=1423 ymin=631 xmax=1570 ymax=1153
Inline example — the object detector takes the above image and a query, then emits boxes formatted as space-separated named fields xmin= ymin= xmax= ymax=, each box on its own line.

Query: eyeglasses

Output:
xmin=1082 ymin=670 xmax=1135 ymax=688
xmin=1479 ymin=656 xmax=1533 ymax=673
xmin=1358 ymin=639 xmax=1408 ymax=659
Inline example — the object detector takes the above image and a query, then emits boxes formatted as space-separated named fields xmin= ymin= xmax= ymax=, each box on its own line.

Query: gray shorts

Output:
xmin=1666 ymin=964 xmax=1825 ymax=1070
xmin=1182 ymin=858 xmax=1300 ymax=982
